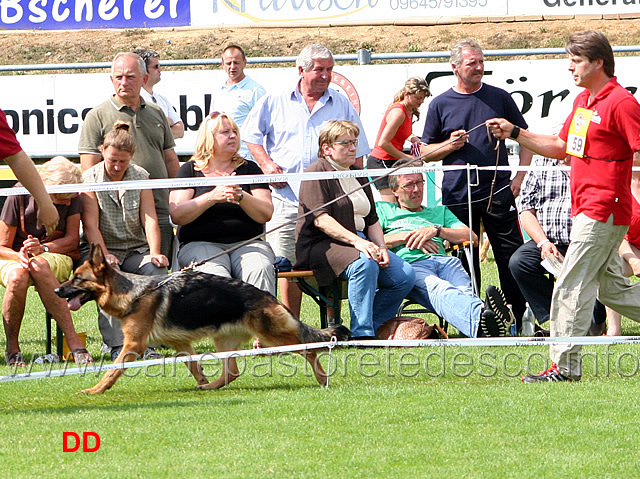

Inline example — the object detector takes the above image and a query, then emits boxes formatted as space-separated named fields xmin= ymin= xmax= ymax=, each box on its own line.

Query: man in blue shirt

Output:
xmin=243 ymin=44 xmax=370 ymax=315
xmin=212 ymin=44 xmax=265 ymax=162
xmin=377 ymin=169 xmax=511 ymax=337
xmin=421 ymin=39 xmax=532 ymax=329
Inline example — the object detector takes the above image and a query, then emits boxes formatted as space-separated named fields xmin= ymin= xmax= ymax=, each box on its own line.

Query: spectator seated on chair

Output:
xmin=81 ymin=121 xmax=170 ymax=362
xmin=295 ymin=120 xmax=415 ymax=340
xmin=0 ymin=157 xmax=93 ymax=367
xmin=376 ymin=166 xmax=511 ymax=337
xmin=169 ymin=112 xmax=276 ymax=296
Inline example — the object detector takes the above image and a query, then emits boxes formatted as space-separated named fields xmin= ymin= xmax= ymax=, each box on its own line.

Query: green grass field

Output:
xmin=2 ymin=257 xmax=640 ymax=478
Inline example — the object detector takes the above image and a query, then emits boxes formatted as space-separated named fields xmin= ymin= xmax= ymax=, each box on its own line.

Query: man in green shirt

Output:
xmin=377 ymin=170 xmax=511 ymax=337
xmin=78 ymin=52 xmax=180 ymax=259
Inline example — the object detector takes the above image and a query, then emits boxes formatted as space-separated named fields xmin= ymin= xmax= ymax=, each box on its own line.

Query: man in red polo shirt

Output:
xmin=487 ymin=30 xmax=640 ymax=382
xmin=0 ymin=109 xmax=59 ymax=236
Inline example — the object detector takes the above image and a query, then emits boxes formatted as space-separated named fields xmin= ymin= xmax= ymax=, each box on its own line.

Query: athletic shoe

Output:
xmin=484 ymin=285 xmax=512 ymax=334
xmin=521 ymin=364 xmax=577 ymax=383
xmin=479 ymin=310 xmax=506 ymax=337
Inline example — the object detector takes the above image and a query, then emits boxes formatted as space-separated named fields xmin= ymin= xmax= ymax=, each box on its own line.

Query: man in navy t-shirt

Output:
xmin=421 ymin=39 xmax=532 ymax=327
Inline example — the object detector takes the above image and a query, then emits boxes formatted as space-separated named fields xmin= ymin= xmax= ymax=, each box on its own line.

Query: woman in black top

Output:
xmin=169 ymin=112 xmax=276 ymax=295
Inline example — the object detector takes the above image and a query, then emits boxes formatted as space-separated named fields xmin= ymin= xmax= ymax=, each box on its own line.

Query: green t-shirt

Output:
xmin=376 ymin=201 xmax=466 ymax=263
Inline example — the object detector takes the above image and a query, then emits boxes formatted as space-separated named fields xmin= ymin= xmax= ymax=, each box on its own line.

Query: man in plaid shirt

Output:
xmin=509 ymin=156 xmax=606 ymax=333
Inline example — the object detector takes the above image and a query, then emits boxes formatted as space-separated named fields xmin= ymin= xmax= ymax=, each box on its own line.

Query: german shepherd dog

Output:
xmin=55 ymin=244 xmax=350 ymax=394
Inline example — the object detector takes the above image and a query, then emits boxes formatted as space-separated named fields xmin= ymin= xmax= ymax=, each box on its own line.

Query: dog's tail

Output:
xmin=298 ymin=323 xmax=351 ymax=343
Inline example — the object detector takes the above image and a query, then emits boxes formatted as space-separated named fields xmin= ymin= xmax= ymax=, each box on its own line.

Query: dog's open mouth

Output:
xmin=58 ymin=290 xmax=95 ymax=311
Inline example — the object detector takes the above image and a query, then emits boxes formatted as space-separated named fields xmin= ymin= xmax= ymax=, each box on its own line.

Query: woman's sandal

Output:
xmin=5 ymin=351 xmax=26 ymax=367
xmin=71 ymin=348 xmax=94 ymax=365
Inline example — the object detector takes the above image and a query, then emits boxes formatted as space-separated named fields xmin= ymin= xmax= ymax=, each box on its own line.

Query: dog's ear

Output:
xmin=89 ymin=243 xmax=108 ymax=270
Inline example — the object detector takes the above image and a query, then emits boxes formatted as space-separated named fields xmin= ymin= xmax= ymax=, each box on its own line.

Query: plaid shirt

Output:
xmin=517 ymin=157 xmax=571 ymax=245
xmin=82 ymin=163 xmax=150 ymax=262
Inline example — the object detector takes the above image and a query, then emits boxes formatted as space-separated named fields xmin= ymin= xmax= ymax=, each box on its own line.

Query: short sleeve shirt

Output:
xmin=559 ymin=77 xmax=640 ymax=225
xmin=1 ymin=194 xmax=81 ymax=251
xmin=376 ymin=200 xmax=466 ymax=263
xmin=242 ymin=81 xmax=370 ymax=204
xmin=0 ymin=109 xmax=21 ymax=160
xmin=174 ymin=160 xmax=270 ymax=244
xmin=78 ymin=96 xmax=175 ymax=217
xmin=516 ymin=157 xmax=571 ymax=245
xmin=82 ymin=163 xmax=149 ymax=262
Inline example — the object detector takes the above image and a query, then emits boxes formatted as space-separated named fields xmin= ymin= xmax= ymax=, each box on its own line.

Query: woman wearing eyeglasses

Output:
xmin=367 ymin=77 xmax=430 ymax=202
xmin=296 ymin=121 xmax=415 ymax=340
xmin=169 ymin=112 xmax=276 ymax=296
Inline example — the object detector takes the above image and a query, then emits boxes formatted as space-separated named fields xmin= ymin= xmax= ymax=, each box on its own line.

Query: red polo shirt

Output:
xmin=0 ymin=109 xmax=22 ymax=161
xmin=560 ymin=77 xmax=640 ymax=225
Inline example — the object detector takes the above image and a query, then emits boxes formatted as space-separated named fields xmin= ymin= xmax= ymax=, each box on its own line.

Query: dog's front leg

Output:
xmin=301 ymin=350 xmax=328 ymax=387
xmin=82 ymin=345 xmax=145 ymax=394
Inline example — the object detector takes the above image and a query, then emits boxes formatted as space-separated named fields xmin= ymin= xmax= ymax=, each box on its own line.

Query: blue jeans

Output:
xmin=341 ymin=250 xmax=415 ymax=337
xmin=408 ymin=256 xmax=483 ymax=338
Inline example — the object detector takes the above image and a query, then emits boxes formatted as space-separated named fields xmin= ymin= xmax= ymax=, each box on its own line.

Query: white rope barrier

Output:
xmin=0 ymin=163 xmax=579 ymax=197
xmin=2 ymin=335 xmax=639 ymax=384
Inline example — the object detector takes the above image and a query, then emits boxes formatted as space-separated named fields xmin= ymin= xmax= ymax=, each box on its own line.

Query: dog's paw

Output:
xmin=81 ymin=387 xmax=104 ymax=395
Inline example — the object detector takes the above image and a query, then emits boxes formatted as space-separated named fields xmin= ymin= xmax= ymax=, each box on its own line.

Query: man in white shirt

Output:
xmin=212 ymin=44 xmax=265 ymax=161
xmin=135 ymin=48 xmax=184 ymax=139
xmin=243 ymin=44 xmax=370 ymax=315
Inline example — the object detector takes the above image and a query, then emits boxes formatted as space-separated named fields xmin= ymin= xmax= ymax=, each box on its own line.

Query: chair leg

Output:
xmin=46 ymin=311 xmax=64 ymax=357
xmin=45 ymin=311 xmax=52 ymax=355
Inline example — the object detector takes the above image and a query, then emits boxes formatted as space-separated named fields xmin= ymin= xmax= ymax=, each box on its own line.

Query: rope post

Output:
xmin=466 ymin=164 xmax=478 ymax=297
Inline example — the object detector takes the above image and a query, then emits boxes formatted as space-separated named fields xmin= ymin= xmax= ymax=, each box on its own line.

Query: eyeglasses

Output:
xmin=149 ymin=64 xmax=161 ymax=70
xmin=333 ymin=139 xmax=358 ymax=147
xmin=208 ymin=111 xmax=221 ymax=119
xmin=398 ymin=180 xmax=425 ymax=191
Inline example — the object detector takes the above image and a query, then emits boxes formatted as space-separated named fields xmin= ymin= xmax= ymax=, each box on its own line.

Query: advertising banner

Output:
xmin=0 ymin=0 xmax=190 ymax=30
xmin=2 ymin=0 xmax=637 ymax=30
xmin=2 ymin=57 xmax=639 ymax=158
xmin=190 ymin=0 xmax=507 ymax=27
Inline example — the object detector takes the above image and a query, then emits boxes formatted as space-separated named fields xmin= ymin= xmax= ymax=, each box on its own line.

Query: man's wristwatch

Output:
xmin=434 ymin=225 xmax=442 ymax=238
xmin=42 ymin=245 xmax=50 ymax=253
xmin=510 ymin=125 xmax=521 ymax=140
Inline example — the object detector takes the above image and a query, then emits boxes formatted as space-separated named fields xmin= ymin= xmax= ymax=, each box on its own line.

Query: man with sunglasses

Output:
xmin=135 ymin=49 xmax=184 ymax=139
xmin=376 ymin=169 xmax=511 ymax=337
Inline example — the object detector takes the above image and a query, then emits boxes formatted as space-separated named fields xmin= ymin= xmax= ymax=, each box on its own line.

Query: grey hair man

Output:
xmin=242 ymin=44 xmax=370 ymax=316
xmin=421 ymin=38 xmax=532 ymax=330
xmin=78 ymin=51 xmax=179 ymax=259
xmin=134 ymin=48 xmax=184 ymax=139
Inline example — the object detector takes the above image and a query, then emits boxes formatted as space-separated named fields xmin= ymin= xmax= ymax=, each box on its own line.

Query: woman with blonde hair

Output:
xmin=0 ymin=156 xmax=92 ymax=366
xmin=367 ymin=77 xmax=430 ymax=202
xmin=169 ymin=112 xmax=275 ymax=295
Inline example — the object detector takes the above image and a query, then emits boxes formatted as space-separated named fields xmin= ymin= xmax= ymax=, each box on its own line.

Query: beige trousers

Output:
xmin=550 ymin=213 xmax=640 ymax=378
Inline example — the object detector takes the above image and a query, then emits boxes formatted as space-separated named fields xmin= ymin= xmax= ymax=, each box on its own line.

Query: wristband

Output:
xmin=510 ymin=125 xmax=521 ymax=140
xmin=536 ymin=239 xmax=550 ymax=248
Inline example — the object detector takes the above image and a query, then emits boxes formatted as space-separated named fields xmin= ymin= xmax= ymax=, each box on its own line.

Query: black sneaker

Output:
xmin=484 ymin=285 xmax=512 ymax=334
xmin=522 ymin=364 xmax=577 ymax=383
xmin=479 ymin=310 xmax=506 ymax=337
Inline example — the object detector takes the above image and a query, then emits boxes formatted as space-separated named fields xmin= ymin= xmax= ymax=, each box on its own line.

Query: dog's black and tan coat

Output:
xmin=56 ymin=244 xmax=350 ymax=394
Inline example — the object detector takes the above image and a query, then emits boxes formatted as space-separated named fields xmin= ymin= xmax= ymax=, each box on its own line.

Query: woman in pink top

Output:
xmin=367 ymin=77 xmax=430 ymax=202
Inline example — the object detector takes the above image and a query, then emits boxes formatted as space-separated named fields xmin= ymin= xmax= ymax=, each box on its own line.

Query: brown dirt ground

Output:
xmin=1 ymin=18 xmax=639 ymax=69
